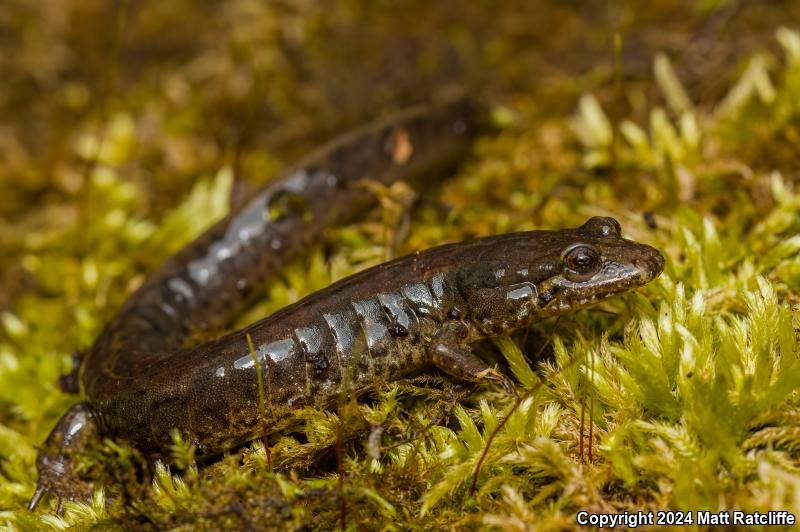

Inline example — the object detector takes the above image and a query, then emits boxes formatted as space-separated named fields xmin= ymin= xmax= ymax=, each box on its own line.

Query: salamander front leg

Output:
xmin=429 ymin=324 xmax=517 ymax=396
xmin=29 ymin=402 xmax=100 ymax=512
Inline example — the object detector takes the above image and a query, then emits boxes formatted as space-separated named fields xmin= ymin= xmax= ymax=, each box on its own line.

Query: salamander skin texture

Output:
xmin=29 ymin=98 xmax=665 ymax=511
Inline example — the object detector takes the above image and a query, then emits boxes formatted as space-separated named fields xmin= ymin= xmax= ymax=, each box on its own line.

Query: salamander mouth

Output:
xmin=550 ymin=287 xmax=629 ymax=312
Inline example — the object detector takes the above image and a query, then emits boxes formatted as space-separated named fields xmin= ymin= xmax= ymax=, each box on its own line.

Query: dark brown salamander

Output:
xmin=31 ymin=97 xmax=482 ymax=510
xmin=29 ymin=99 xmax=665 ymax=511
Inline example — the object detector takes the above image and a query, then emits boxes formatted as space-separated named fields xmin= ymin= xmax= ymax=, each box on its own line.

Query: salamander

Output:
xmin=29 ymin=98 xmax=665 ymax=511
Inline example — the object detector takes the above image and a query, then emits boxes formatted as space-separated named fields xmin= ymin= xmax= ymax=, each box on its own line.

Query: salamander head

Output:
xmin=535 ymin=216 xmax=664 ymax=314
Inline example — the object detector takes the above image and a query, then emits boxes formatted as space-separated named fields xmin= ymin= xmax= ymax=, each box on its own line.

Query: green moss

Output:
xmin=2 ymin=4 xmax=800 ymax=530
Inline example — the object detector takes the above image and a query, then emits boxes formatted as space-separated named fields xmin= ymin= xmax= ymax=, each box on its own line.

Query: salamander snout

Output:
xmin=534 ymin=222 xmax=665 ymax=315
xmin=633 ymin=245 xmax=665 ymax=283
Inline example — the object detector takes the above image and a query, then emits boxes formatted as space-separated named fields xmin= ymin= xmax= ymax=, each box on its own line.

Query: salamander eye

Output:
xmin=562 ymin=244 xmax=601 ymax=281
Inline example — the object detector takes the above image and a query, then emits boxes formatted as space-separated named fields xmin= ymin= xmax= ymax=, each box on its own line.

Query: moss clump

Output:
xmin=2 ymin=2 xmax=800 ymax=530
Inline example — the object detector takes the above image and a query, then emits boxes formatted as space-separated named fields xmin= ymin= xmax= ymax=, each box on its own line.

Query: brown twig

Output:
xmin=588 ymin=347 xmax=596 ymax=463
xmin=337 ymin=421 xmax=346 ymax=531
xmin=579 ymin=396 xmax=586 ymax=463
xmin=470 ymin=346 xmax=587 ymax=496
xmin=380 ymin=384 xmax=474 ymax=453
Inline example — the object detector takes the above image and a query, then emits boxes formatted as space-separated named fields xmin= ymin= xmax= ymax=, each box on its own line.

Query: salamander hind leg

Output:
xmin=429 ymin=323 xmax=516 ymax=396
xmin=28 ymin=402 xmax=101 ymax=512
